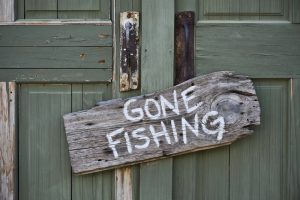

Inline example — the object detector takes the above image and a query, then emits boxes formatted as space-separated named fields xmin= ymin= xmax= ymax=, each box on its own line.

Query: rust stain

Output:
xmin=80 ymin=53 xmax=86 ymax=60
xmin=98 ymin=59 xmax=106 ymax=64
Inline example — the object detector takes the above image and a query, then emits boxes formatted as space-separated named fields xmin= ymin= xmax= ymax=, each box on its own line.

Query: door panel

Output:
xmin=230 ymin=80 xmax=288 ymax=200
xmin=19 ymin=84 xmax=72 ymax=200
xmin=19 ymin=84 xmax=114 ymax=200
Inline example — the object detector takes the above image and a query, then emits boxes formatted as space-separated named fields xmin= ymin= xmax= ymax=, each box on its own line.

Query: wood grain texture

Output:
xmin=288 ymin=79 xmax=300 ymax=200
xmin=0 ymin=47 xmax=112 ymax=69
xmin=0 ymin=0 xmax=15 ymax=22
xmin=0 ymin=82 xmax=16 ymax=200
xmin=175 ymin=11 xmax=195 ymax=85
xmin=196 ymin=23 xmax=300 ymax=78
xmin=63 ymin=71 xmax=260 ymax=174
xmin=0 ymin=25 xmax=112 ymax=47
xmin=19 ymin=84 xmax=72 ymax=200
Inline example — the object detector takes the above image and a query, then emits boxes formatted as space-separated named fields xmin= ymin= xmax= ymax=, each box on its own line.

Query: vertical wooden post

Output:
xmin=0 ymin=0 xmax=15 ymax=22
xmin=139 ymin=0 xmax=174 ymax=200
xmin=175 ymin=11 xmax=195 ymax=85
xmin=0 ymin=82 xmax=16 ymax=200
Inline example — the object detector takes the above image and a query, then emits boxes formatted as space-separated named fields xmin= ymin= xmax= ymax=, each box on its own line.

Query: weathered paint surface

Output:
xmin=120 ymin=11 xmax=139 ymax=92
xmin=175 ymin=11 xmax=195 ymax=85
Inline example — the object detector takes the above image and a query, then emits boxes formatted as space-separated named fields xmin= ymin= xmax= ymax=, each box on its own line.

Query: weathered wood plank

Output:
xmin=0 ymin=69 xmax=112 ymax=82
xmin=0 ymin=0 xmax=15 ymax=22
xmin=175 ymin=11 xmax=195 ymax=85
xmin=0 ymin=82 xmax=16 ymax=200
xmin=196 ymin=23 xmax=300 ymax=78
xmin=114 ymin=2 xmax=141 ymax=200
xmin=120 ymin=11 xmax=139 ymax=92
xmin=63 ymin=71 xmax=260 ymax=174
xmin=0 ymin=25 xmax=112 ymax=47
xmin=0 ymin=47 xmax=112 ymax=69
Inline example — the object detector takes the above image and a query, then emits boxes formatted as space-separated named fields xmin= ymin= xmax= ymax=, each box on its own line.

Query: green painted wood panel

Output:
xmin=0 ymin=47 xmax=112 ymax=69
xmin=292 ymin=0 xmax=300 ymax=23
xmin=172 ymin=154 xmax=197 ymax=200
xmin=139 ymin=0 xmax=174 ymax=200
xmin=198 ymin=0 xmax=288 ymax=20
xmin=0 ymin=25 xmax=112 ymax=47
xmin=196 ymin=147 xmax=229 ymax=200
xmin=195 ymin=24 xmax=300 ymax=78
xmin=0 ymin=69 xmax=112 ymax=82
xmin=230 ymin=80 xmax=288 ymax=200
xmin=288 ymin=79 xmax=300 ymax=199
xmin=25 ymin=0 xmax=57 ymax=19
xmin=58 ymin=0 xmax=110 ymax=19
xmin=19 ymin=84 xmax=72 ymax=200
xmin=71 ymin=84 xmax=114 ymax=200
xmin=18 ymin=0 xmax=110 ymax=19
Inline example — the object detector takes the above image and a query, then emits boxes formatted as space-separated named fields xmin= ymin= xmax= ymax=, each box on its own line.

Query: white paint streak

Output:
xmin=106 ymin=128 xmax=123 ymax=158
xmin=171 ymin=120 xmax=178 ymax=142
xmin=160 ymin=90 xmax=180 ymax=116
xmin=181 ymin=86 xmax=203 ymax=113
xmin=123 ymin=99 xmax=144 ymax=122
xmin=144 ymin=98 xmax=161 ymax=120
xmin=202 ymin=111 xmax=225 ymax=141
xmin=132 ymin=127 xmax=150 ymax=149
xmin=124 ymin=132 xmax=132 ymax=154
xmin=149 ymin=121 xmax=171 ymax=147
xmin=181 ymin=114 xmax=199 ymax=144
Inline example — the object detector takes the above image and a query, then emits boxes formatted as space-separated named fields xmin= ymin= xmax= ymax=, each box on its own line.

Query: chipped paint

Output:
xmin=120 ymin=11 xmax=139 ymax=92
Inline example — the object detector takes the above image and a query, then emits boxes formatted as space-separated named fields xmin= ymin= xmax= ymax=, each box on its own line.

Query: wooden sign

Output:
xmin=63 ymin=71 xmax=260 ymax=174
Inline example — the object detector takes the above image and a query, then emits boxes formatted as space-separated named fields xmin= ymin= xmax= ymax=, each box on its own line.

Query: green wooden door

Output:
xmin=1 ymin=0 xmax=300 ymax=200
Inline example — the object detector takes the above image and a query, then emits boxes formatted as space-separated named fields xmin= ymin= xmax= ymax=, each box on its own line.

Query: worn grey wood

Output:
xmin=196 ymin=23 xmax=300 ymax=78
xmin=0 ymin=82 xmax=16 ymax=200
xmin=120 ymin=11 xmax=139 ymax=91
xmin=64 ymin=71 xmax=260 ymax=174
xmin=0 ymin=0 xmax=15 ymax=22
xmin=0 ymin=47 xmax=112 ymax=69
xmin=0 ymin=25 xmax=112 ymax=47
xmin=0 ymin=69 xmax=112 ymax=82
